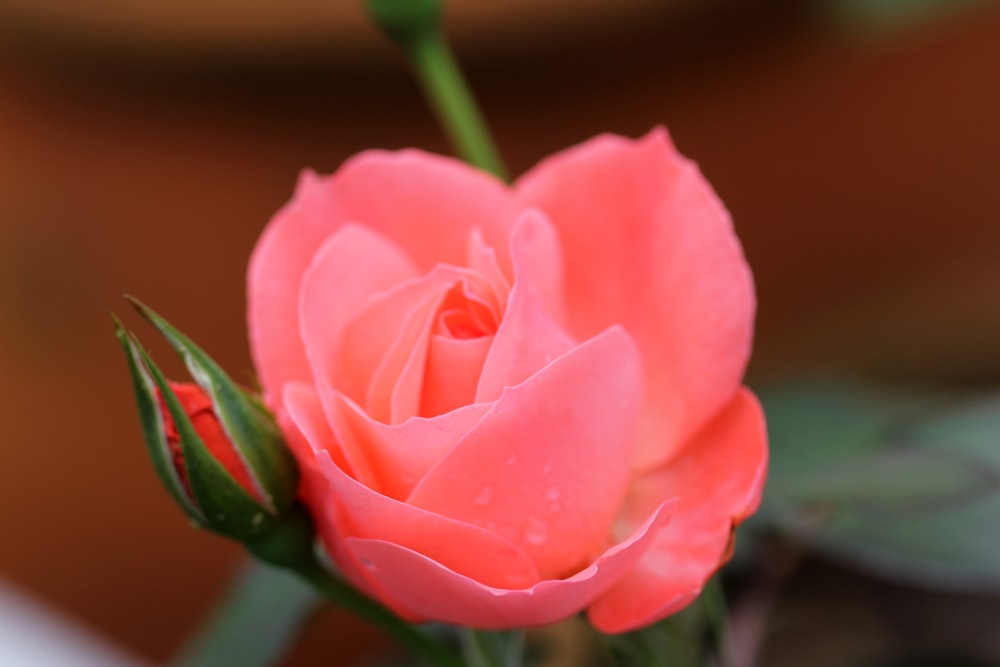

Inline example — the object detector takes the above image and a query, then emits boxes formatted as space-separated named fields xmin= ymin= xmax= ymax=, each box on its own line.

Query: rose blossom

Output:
xmin=247 ymin=129 xmax=767 ymax=632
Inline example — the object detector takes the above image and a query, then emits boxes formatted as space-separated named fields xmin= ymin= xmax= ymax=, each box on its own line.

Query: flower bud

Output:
xmin=114 ymin=301 xmax=298 ymax=542
xmin=157 ymin=381 xmax=262 ymax=505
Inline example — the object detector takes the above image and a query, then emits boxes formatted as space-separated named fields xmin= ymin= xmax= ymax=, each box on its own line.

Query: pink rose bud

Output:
xmin=115 ymin=302 xmax=298 ymax=542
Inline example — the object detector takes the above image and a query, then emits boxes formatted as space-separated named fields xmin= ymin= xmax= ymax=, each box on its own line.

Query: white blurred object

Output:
xmin=0 ymin=579 xmax=149 ymax=667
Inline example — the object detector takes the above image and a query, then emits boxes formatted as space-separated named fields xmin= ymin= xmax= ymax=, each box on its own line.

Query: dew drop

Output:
xmin=524 ymin=517 xmax=548 ymax=546
xmin=474 ymin=485 xmax=493 ymax=506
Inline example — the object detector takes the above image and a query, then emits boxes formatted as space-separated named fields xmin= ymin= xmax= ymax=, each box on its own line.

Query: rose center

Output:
xmin=433 ymin=283 xmax=498 ymax=340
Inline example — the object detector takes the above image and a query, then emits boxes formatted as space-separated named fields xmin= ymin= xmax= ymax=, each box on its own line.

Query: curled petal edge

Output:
xmin=341 ymin=499 xmax=674 ymax=629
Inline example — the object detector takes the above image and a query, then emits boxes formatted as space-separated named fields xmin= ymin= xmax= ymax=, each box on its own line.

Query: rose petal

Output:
xmin=365 ymin=290 xmax=439 ymax=425
xmin=298 ymin=224 xmax=419 ymax=482
xmin=278 ymin=392 xmax=383 ymax=599
xmin=588 ymin=389 xmax=768 ymax=633
xmin=476 ymin=209 xmax=574 ymax=402
xmin=247 ymin=171 xmax=344 ymax=402
xmin=339 ymin=265 xmax=496 ymax=424
xmin=334 ymin=393 xmax=491 ymax=500
xmin=515 ymin=129 xmax=755 ymax=471
xmin=421 ymin=334 xmax=493 ymax=418
xmin=283 ymin=382 xmax=541 ymax=590
xmin=409 ymin=326 xmax=643 ymax=579
xmin=344 ymin=499 xmax=672 ymax=628
xmin=333 ymin=150 xmax=521 ymax=277
xmin=466 ymin=227 xmax=510 ymax=314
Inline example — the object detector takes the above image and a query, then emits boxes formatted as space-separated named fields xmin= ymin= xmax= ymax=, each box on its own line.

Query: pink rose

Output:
xmin=247 ymin=129 xmax=767 ymax=632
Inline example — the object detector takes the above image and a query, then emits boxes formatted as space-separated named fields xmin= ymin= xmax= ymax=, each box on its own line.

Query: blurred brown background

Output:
xmin=1 ymin=0 xmax=999 ymax=665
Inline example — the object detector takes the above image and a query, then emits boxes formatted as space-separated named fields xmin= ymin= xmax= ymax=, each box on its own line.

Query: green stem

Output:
xmin=701 ymin=577 xmax=731 ymax=667
xmin=244 ymin=503 xmax=464 ymax=667
xmin=406 ymin=34 xmax=508 ymax=180
xmin=461 ymin=628 xmax=524 ymax=667
xmin=299 ymin=561 xmax=464 ymax=667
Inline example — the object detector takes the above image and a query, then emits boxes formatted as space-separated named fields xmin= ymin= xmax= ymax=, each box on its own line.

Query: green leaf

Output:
xmin=171 ymin=560 xmax=322 ymax=667
xmin=755 ymin=380 xmax=1000 ymax=591
xmin=605 ymin=610 xmax=703 ymax=667
xmin=127 ymin=297 xmax=298 ymax=516
xmin=113 ymin=317 xmax=204 ymax=522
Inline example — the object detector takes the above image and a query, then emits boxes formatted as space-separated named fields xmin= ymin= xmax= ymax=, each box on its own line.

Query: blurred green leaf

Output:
xmin=172 ymin=560 xmax=321 ymax=667
xmin=754 ymin=380 xmax=1000 ymax=591
xmin=825 ymin=0 xmax=990 ymax=28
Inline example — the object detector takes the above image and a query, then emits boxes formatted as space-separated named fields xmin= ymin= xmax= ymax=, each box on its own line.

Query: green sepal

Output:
xmin=113 ymin=316 xmax=205 ymax=523
xmin=126 ymin=297 xmax=298 ymax=517
xmin=133 ymin=338 xmax=277 ymax=540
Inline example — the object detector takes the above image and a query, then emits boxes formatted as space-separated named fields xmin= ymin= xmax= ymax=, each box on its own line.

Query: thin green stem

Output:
xmin=701 ymin=577 xmax=731 ymax=667
xmin=242 ymin=503 xmax=464 ymax=667
xmin=299 ymin=562 xmax=464 ymax=667
xmin=461 ymin=628 xmax=524 ymax=667
xmin=407 ymin=34 xmax=508 ymax=180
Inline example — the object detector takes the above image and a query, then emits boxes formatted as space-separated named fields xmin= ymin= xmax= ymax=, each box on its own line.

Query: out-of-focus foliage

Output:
xmin=865 ymin=657 xmax=996 ymax=667
xmin=825 ymin=0 xmax=993 ymax=27
xmin=754 ymin=381 xmax=1000 ymax=591
xmin=172 ymin=562 xmax=320 ymax=667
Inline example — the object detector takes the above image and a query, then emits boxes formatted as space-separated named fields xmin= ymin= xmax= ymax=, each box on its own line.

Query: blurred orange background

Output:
xmin=1 ymin=1 xmax=999 ymax=665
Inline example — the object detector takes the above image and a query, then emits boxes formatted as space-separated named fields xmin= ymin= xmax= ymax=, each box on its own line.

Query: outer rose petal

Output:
xmin=345 ymin=500 xmax=673 ymax=628
xmin=298 ymin=224 xmax=419 ymax=484
xmin=333 ymin=150 xmax=521 ymax=276
xmin=409 ymin=327 xmax=643 ymax=579
xmin=588 ymin=389 xmax=768 ymax=633
xmin=515 ymin=128 xmax=755 ymax=471
xmin=247 ymin=171 xmax=345 ymax=401
xmin=279 ymin=395 xmax=386 ymax=604
xmin=283 ymin=383 xmax=540 ymax=590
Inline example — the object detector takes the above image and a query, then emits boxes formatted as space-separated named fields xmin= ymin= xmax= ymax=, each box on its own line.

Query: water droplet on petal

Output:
xmin=474 ymin=485 xmax=493 ymax=506
xmin=524 ymin=517 xmax=548 ymax=546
